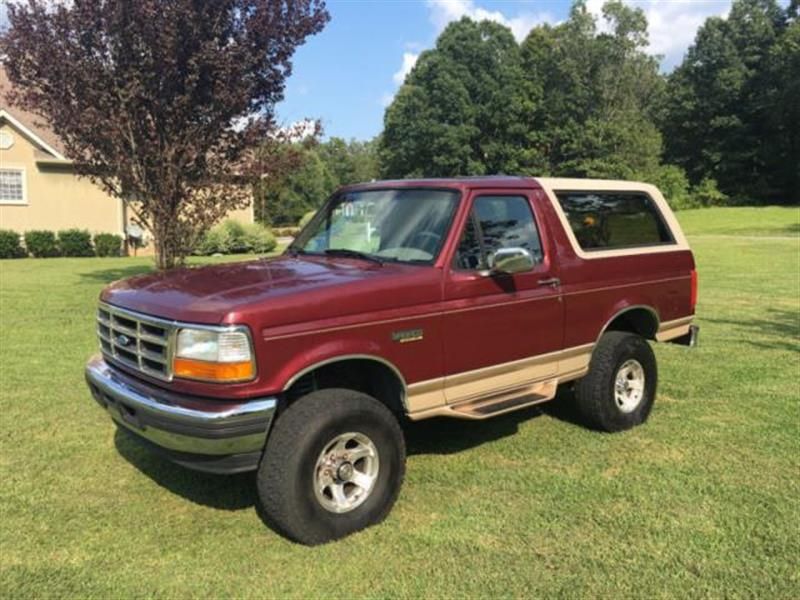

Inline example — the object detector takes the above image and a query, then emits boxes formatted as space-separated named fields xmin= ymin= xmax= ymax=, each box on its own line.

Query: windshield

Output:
xmin=290 ymin=188 xmax=460 ymax=265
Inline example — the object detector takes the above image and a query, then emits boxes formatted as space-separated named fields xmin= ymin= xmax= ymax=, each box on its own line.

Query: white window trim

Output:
xmin=0 ymin=166 xmax=28 ymax=206
xmin=535 ymin=177 xmax=689 ymax=260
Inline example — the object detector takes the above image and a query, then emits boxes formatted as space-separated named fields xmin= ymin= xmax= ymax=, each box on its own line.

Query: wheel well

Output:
xmin=283 ymin=359 xmax=406 ymax=416
xmin=603 ymin=307 xmax=659 ymax=340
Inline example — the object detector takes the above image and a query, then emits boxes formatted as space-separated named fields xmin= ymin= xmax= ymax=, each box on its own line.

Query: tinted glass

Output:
xmin=294 ymin=188 xmax=459 ymax=264
xmin=555 ymin=192 xmax=673 ymax=250
xmin=454 ymin=195 xmax=543 ymax=270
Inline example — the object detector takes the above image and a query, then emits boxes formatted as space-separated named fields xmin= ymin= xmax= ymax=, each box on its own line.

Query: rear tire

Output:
xmin=256 ymin=389 xmax=406 ymax=545
xmin=575 ymin=331 xmax=657 ymax=432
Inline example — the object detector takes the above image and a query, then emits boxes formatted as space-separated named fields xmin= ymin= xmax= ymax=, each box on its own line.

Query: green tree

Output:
xmin=256 ymin=137 xmax=380 ymax=226
xmin=380 ymin=18 xmax=532 ymax=178
xmin=662 ymin=0 xmax=794 ymax=202
xmin=319 ymin=137 xmax=379 ymax=186
xmin=520 ymin=0 xmax=665 ymax=179
xmin=380 ymin=3 xmax=666 ymax=183
xmin=256 ymin=145 xmax=333 ymax=226
xmin=1 ymin=0 xmax=328 ymax=269
xmin=764 ymin=19 xmax=800 ymax=202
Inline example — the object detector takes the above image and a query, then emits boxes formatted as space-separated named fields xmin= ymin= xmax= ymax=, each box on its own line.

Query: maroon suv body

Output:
xmin=86 ymin=176 xmax=698 ymax=544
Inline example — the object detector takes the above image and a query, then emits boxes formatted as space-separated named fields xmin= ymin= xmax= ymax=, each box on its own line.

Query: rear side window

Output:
xmin=555 ymin=191 xmax=673 ymax=251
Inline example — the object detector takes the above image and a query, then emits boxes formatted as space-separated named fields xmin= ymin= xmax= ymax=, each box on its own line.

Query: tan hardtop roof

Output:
xmin=342 ymin=176 xmax=656 ymax=193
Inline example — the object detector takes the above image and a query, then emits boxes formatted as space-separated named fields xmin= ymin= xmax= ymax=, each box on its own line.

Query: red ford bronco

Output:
xmin=86 ymin=176 xmax=698 ymax=544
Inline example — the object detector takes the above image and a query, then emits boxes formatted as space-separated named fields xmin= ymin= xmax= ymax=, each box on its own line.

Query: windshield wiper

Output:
xmin=324 ymin=248 xmax=384 ymax=265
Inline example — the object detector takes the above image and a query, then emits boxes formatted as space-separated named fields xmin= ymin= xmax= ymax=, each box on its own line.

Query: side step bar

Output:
xmin=448 ymin=379 xmax=558 ymax=420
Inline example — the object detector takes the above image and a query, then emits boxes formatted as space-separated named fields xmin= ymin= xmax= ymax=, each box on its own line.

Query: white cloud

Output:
xmin=381 ymin=0 xmax=555 ymax=107
xmin=586 ymin=0 xmax=731 ymax=70
xmin=380 ymin=92 xmax=395 ymax=108
xmin=426 ymin=0 xmax=556 ymax=42
xmin=383 ymin=0 xmax=734 ymax=108
xmin=393 ymin=52 xmax=419 ymax=85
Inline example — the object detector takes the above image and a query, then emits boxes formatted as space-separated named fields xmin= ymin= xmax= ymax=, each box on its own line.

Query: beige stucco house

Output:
xmin=0 ymin=68 xmax=253 ymax=252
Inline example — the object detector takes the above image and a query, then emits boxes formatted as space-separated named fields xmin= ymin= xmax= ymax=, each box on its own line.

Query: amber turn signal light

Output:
xmin=173 ymin=358 xmax=254 ymax=382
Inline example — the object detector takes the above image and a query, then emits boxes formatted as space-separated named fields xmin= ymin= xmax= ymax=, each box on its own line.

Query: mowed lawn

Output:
xmin=1 ymin=207 xmax=798 ymax=598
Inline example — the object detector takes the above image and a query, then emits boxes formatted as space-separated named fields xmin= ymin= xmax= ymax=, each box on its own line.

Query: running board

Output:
xmin=447 ymin=379 xmax=558 ymax=420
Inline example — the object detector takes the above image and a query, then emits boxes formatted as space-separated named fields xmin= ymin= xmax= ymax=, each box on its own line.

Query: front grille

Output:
xmin=97 ymin=303 xmax=175 ymax=381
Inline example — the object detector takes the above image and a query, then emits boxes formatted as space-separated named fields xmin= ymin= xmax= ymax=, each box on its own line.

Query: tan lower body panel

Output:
xmin=656 ymin=316 xmax=694 ymax=342
xmin=407 ymin=343 xmax=593 ymax=421
xmin=405 ymin=315 xmax=695 ymax=421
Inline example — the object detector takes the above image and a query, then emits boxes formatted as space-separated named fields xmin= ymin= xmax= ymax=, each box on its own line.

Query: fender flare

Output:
xmin=281 ymin=353 xmax=410 ymax=412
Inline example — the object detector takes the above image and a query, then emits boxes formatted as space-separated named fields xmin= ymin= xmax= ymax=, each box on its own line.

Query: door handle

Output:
xmin=538 ymin=277 xmax=561 ymax=287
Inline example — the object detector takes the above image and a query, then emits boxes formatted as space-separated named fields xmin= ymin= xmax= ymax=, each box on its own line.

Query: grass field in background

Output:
xmin=677 ymin=205 xmax=799 ymax=237
xmin=1 ymin=207 xmax=798 ymax=597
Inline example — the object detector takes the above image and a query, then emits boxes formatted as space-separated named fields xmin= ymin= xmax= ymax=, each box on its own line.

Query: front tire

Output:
xmin=575 ymin=331 xmax=658 ymax=432
xmin=256 ymin=389 xmax=406 ymax=545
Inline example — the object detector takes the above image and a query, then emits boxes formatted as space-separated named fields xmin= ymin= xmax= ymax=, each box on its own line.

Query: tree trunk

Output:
xmin=152 ymin=217 xmax=180 ymax=270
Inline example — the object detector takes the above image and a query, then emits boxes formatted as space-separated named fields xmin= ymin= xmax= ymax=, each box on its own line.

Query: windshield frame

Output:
xmin=287 ymin=186 xmax=463 ymax=266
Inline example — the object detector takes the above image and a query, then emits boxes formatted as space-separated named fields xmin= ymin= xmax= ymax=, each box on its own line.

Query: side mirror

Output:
xmin=489 ymin=247 xmax=535 ymax=275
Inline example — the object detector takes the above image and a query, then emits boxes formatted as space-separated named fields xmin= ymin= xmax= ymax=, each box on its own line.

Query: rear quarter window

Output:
xmin=555 ymin=191 xmax=674 ymax=251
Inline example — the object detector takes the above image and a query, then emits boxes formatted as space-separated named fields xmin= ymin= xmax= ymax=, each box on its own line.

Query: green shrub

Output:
xmin=196 ymin=220 xmax=276 ymax=256
xmin=298 ymin=210 xmax=316 ymax=229
xmin=57 ymin=229 xmax=94 ymax=257
xmin=242 ymin=222 xmax=277 ymax=253
xmin=649 ymin=165 xmax=696 ymax=210
xmin=0 ymin=229 xmax=24 ymax=259
xmin=94 ymin=233 xmax=123 ymax=257
xmin=692 ymin=177 xmax=728 ymax=207
xmin=195 ymin=226 xmax=231 ymax=256
xmin=272 ymin=226 xmax=301 ymax=237
xmin=24 ymin=230 xmax=60 ymax=257
xmin=221 ymin=220 xmax=249 ymax=253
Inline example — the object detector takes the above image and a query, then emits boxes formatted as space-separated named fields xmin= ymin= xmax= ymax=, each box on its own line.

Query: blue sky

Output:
xmin=1 ymin=0 xmax=738 ymax=141
xmin=276 ymin=0 xmax=736 ymax=141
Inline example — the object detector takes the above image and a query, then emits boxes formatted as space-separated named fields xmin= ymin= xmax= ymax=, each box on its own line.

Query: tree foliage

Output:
xmin=256 ymin=137 xmax=379 ymax=226
xmin=379 ymin=0 xmax=797 ymax=206
xmin=662 ymin=0 xmax=798 ymax=203
xmin=380 ymin=2 xmax=665 ymax=182
xmin=381 ymin=18 xmax=530 ymax=178
xmin=521 ymin=1 xmax=665 ymax=180
xmin=1 ymin=0 xmax=329 ymax=268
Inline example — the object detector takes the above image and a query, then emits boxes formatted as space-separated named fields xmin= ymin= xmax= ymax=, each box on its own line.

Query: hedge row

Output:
xmin=0 ymin=229 xmax=123 ymax=259
xmin=272 ymin=226 xmax=301 ymax=237
xmin=195 ymin=220 xmax=277 ymax=256
xmin=2 ymin=220 xmax=278 ymax=259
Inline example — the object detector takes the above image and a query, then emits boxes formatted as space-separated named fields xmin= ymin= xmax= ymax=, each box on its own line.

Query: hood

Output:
xmin=100 ymin=255 xmax=439 ymax=325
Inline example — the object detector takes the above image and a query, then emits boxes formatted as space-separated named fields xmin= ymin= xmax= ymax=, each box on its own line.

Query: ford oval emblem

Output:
xmin=116 ymin=334 xmax=132 ymax=347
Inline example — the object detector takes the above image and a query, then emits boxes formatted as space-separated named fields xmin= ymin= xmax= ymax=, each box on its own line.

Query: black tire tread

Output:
xmin=257 ymin=388 xmax=405 ymax=545
xmin=575 ymin=331 xmax=657 ymax=432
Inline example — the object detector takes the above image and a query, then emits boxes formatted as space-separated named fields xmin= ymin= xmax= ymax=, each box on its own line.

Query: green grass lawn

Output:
xmin=1 ymin=208 xmax=798 ymax=597
xmin=677 ymin=205 xmax=800 ymax=237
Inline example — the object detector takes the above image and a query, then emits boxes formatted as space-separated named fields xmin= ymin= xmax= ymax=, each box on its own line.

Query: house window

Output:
xmin=0 ymin=168 xmax=26 ymax=205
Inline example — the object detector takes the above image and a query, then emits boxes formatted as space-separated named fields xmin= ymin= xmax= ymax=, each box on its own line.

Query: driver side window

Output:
xmin=454 ymin=195 xmax=543 ymax=270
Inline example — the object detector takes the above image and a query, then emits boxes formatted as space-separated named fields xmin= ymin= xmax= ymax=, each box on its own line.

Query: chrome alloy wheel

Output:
xmin=614 ymin=359 xmax=646 ymax=413
xmin=313 ymin=432 xmax=380 ymax=514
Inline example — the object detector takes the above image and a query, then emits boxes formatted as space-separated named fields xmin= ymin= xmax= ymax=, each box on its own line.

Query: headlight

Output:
xmin=173 ymin=327 xmax=255 ymax=382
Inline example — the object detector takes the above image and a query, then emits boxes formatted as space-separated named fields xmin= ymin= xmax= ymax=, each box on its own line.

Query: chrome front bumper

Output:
xmin=85 ymin=355 xmax=276 ymax=473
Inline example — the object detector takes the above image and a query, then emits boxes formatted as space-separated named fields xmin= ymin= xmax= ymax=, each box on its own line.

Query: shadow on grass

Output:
xmin=704 ymin=308 xmax=800 ymax=352
xmin=112 ymin=387 xmax=586 ymax=515
xmin=403 ymin=406 xmax=542 ymax=456
xmin=80 ymin=264 xmax=154 ymax=284
xmin=403 ymin=386 xmax=585 ymax=454
xmin=114 ymin=428 xmax=256 ymax=511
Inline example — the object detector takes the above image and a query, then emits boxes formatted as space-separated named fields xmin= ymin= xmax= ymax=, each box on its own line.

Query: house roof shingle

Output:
xmin=0 ymin=67 xmax=67 ymax=157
